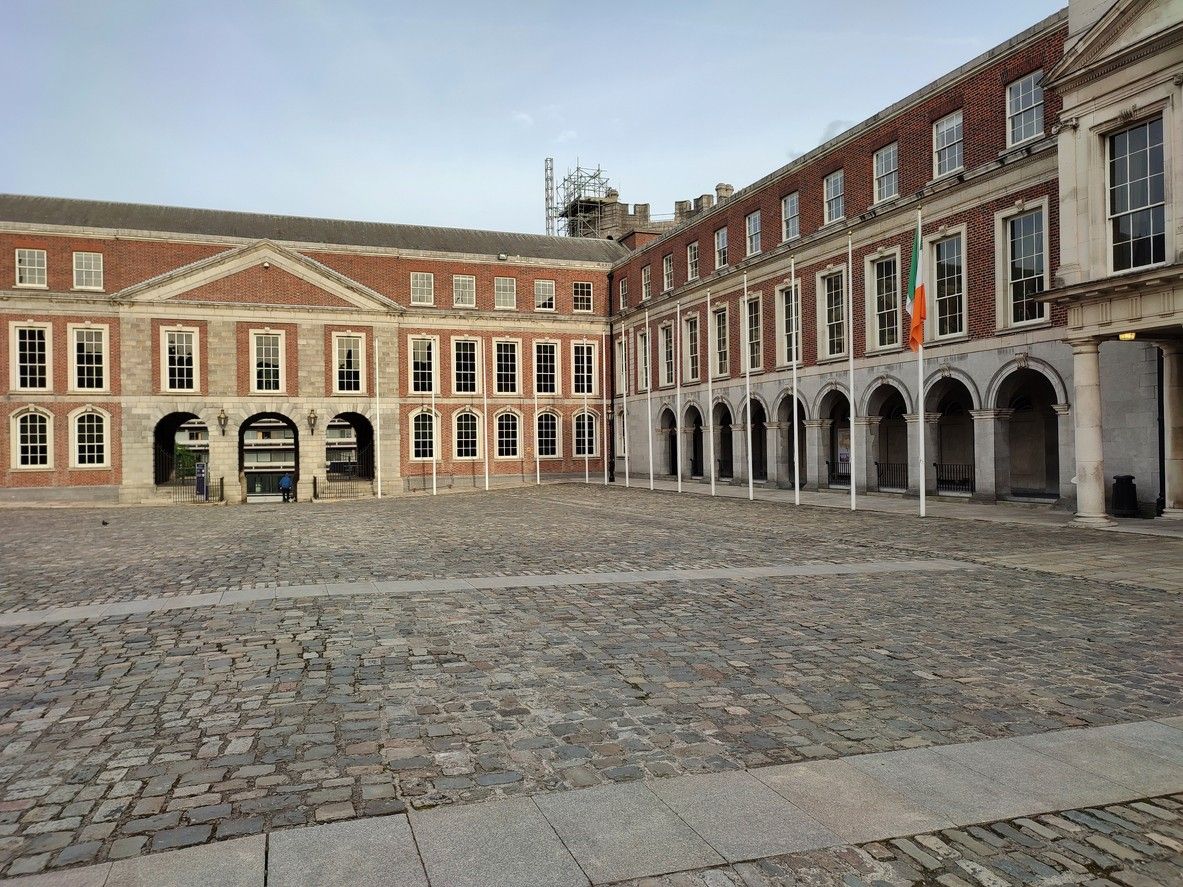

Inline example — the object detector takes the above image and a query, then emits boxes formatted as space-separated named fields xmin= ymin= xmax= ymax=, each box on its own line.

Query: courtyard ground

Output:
xmin=0 ymin=485 xmax=1179 ymax=884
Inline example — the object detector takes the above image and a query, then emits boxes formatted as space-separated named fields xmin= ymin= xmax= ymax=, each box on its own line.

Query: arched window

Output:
xmin=454 ymin=411 xmax=479 ymax=459
xmin=536 ymin=412 xmax=558 ymax=457
xmin=496 ymin=412 xmax=519 ymax=458
xmin=13 ymin=409 xmax=51 ymax=468
xmin=574 ymin=412 xmax=596 ymax=456
xmin=73 ymin=409 xmax=108 ymax=467
xmin=412 ymin=411 xmax=435 ymax=460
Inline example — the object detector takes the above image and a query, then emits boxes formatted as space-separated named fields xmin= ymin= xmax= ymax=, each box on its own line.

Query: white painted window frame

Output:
xmin=453 ymin=409 xmax=482 ymax=461
xmin=534 ymin=340 xmax=561 ymax=396
xmin=662 ymin=254 xmax=674 ymax=292
xmin=573 ymin=281 xmax=594 ymax=313
xmin=774 ymin=281 xmax=802 ymax=368
xmin=534 ymin=279 xmax=556 ymax=312
xmin=782 ymin=192 xmax=800 ymax=241
xmin=410 ymin=271 xmax=435 ymax=306
xmin=493 ymin=338 xmax=521 ymax=395
xmin=160 ymin=324 xmax=200 ymax=392
xmin=10 ymin=406 xmax=53 ymax=470
xmin=864 ymin=247 xmax=903 ymax=354
xmin=933 ymin=110 xmax=965 ymax=179
xmin=451 ymin=336 xmax=481 ymax=396
xmin=408 ymin=334 xmax=440 ymax=395
xmin=408 ymin=407 xmax=439 ymax=462
xmin=571 ymin=340 xmax=597 ymax=397
xmin=69 ymin=405 xmax=111 ymax=469
xmin=494 ymin=408 xmax=522 ymax=459
xmin=250 ymin=328 xmax=286 ymax=394
xmin=332 ymin=330 xmax=367 ymax=395
xmin=815 ymin=267 xmax=848 ymax=362
xmin=993 ymin=197 xmax=1051 ymax=331
xmin=9 ymin=320 xmax=53 ymax=392
xmin=824 ymin=170 xmax=845 ymax=225
xmin=15 ymin=249 xmax=47 ymax=288
xmin=494 ymin=276 xmax=517 ymax=310
xmin=573 ymin=411 xmax=598 ymax=457
xmin=745 ymin=210 xmax=761 ymax=256
xmin=714 ymin=227 xmax=728 ymax=269
xmin=925 ymin=223 xmax=970 ymax=343
xmin=1006 ymin=69 xmax=1044 ymax=148
xmin=452 ymin=274 xmax=477 ymax=308
xmin=67 ymin=322 xmax=109 ymax=394
xmin=686 ymin=242 xmax=699 ymax=281
xmin=535 ymin=409 xmax=563 ymax=459
xmin=873 ymin=142 xmax=899 ymax=204
xmin=72 ymin=251 xmax=104 ymax=291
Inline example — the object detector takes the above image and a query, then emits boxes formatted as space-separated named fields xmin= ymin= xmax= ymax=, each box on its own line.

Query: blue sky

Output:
xmin=1 ymin=0 xmax=1065 ymax=234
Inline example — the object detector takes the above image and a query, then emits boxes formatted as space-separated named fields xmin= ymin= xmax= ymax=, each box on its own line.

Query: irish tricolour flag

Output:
xmin=906 ymin=217 xmax=926 ymax=351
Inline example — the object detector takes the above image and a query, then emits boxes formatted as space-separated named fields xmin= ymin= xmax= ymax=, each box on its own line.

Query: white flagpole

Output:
xmin=583 ymin=339 xmax=590 ymax=484
xmin=847 ymin=232 xmax=856 ymax=512
xmin=706 ymin=291 xmax=716 ymax=496
xmin=917 ymin=209 xmax=927 ymax=519
xmin=789 ymin=260 xmax=800 ymax=506
xmin=374 ymin=332 xmax=382 ymax=498
xmin=645 ymin=307 xmax=654 ymax=491
xmin=743 ymin=273 xmax=753 ymax=502
xmin=675 ymin=301 xmax=683 ymax=493
xmin=601 ymin=330 xmax=608 ymax=485
xmin=430 ymin=372 xmax=438 ymax=496
xmin=534 ymin=362 xmax=541 ymax=486
xmin=482 ymin=339 xmax=490 ymax=492
xmin=622 ymin=331 xmax=630 ymax=488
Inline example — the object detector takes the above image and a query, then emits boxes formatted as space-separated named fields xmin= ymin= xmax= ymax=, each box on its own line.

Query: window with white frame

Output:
xmin=1007 ymin=208 xmax=1046 ymax=324
xmin=824 ymin=170 xmax=844 ymax=224
xmin=536 ymin=412 xmax=558 ymax=457
xmin=411 ymin=337 xmax=435 ymax=393
xmin=453 ymin=339 xmax=477 ymax=393
xmin=454 ymin=411 xmax=479 ymax=459
xmin=494 ymin=276 xmax=517 ymax=309
xmin=573 ymin=281 xmax=593 ymax=312
xmin=641 ymin=265 xmax=651 ymax=300
xmin=412 ymin=411 xmax=435 ymax=459
xmin=660 ymin=325 xmax=674 ymax=386
xmin=714 ymin=227 xmax=728 ymax=269
xmin=165 ymin=328 xmax=196 ymax=391
xmin=713 ymin=308 xmax=728 ymax=375
xmin=334 ymin=333 xmax=363 ymax=393
xmin=746 ymin=296 xmax=762 ymax=370
xmin=535 ymin=342 xmax=557 ymax=394
xmin=14 ymin=325 xmax=49 ymax=390
xmin=934 ymin=111 xmax=964 ymax=177
xmin=14 ymin=409 xmax=50 ymax=468
xmin=16 ymin=249 xmax=46 ymax=287
xmin=573 ymin=342 xmax=594 ymax=395
xmin=1007 ymin=70 xmax=1044 ymax=146
xmin=685 ymin=315 xmax=699 ymax=381
xmin=252 ymin=332 xmax=283 ymax=392
xmin=781 ymin=283 xmax=800 ymax=365
xmin=872 ymin=256 xmax=899 ymax=348
xmin=637 ymin=330 xmax=649 ymax=391
xmin=534 ymin=279 xmax=555 ymax=311
xmin=73 ymin=252 xmax=104 ymax=290
xmin=687 ymin=242 xmax=699 ymax=281
xmin=1110 ymin=116 xmax=1165 ymax=272
xmin=410 ymin=272 xmax=434 ymax=306
xmin=616 ymin=337 xmax=627 ymax=392
xmin=496 ymin=412 xmax=519 ymax=457
xmin=782 ymin=192 xmax=800 ymax=241
xmin=874 ymin=143 xmax=898 ymax=203
xmin=746 ymin=211 xmax=761 ymax=256
xmin=574 ymin=412 xmax=596 ymax=456
xmin=934 ymin=234 xmax=965 ymax=337
xmin=823 ymin=271 xmax=846 ymax=358
xmin=662 ymin=254 xmax=674 ymax=292
xmin=495 ymin=341 xmax=518 ymax=393
xmin=72 ymin=326 xmax=106 ymax=390
xmin=453 ymin=274 xmax=476 ymax=307
xmin=73 ymin=410 xmax=107 ymax=467
xmin=619 ymin=278 xmax=628 ymax=310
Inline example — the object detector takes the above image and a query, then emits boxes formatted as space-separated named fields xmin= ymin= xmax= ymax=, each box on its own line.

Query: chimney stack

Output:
xmin=715 ymin=182 xmax=735 ymax=202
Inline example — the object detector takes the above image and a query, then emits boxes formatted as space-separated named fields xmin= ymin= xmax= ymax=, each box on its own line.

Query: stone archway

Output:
xmin=153 ymin=412 xmax=208 ymax=487
xmin=817 ymin=388 xmax=851 ymax=488
xmin=995 ymin=369 xmax=1060 ymax=499
xmin=239 ymin=412 xmax=299 ymax=501
xmin=713 ymin=402 xmax=734 ymax=479
xmin=866 ymin=384 xmax=908 ymax=491
xmin=746 ymin=398 xmax=768 ymax=481
xmin=323 ymin=411 xmax=375 ymax=498
xmin=685 ymin=405 xmax=705 ymax=478
xmin=658 ymin=408 xmax=678 ymax=476
xmin=926 ymin=378 xmax=975 ymax=495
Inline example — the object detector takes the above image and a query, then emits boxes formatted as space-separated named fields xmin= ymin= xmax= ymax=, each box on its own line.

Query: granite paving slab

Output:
xmin=104 ymin=835 xmax=263 ymax=887
xmin=268 ymin=815 xmax=426 ymax=887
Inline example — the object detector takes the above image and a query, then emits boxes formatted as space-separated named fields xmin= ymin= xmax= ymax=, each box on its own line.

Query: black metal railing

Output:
xmin=156 ymin=474 xmax=223 ymax=504
xmin=875 ymin=461 xmax=907 ymax=491
xmin=313 ymin=468 xmax=374 ymax=500
xmin=826 ymin=460 xmax=851 ymax=487
xmin=935 ymin=462 xmax=975 ymax=494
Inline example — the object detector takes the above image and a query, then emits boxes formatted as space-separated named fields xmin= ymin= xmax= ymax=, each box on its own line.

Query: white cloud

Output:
xmin=553 ymin=129 xmax=577 ymax=144
xmin=511 ymin=111 xmax=534 ymax=127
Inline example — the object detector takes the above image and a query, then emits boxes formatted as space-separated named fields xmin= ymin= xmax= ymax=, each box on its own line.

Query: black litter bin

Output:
xmin=1112 ymin=474 xmax=1138 ymax=518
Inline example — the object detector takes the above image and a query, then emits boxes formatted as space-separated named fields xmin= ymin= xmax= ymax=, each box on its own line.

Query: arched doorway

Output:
xmin=927 ymin=378 xmax=975 ymax=494
xmin=239 ymin=412 xmax=299 ymax=501
xmin=324 ymin=412 xmax=375 ymax=497
xmin=714 ymin=403 xmax=734 ymax=478
xmin=154 ymin=412 xmax=208 ymax=489
xmin=747 ymin=400 xmax=768 ymax=481
xmin=658 ymin=408 xmax=678 ymax=476
xmin=685 ymin=406 xmax=705 ymax=478
xmin=996 ymin=369 xmax=1059 ymax=499
xmin=776 ymin=395 xmax=807 ymax=489
xmin=819 ymin=390 xmax=851 ymax=487
xmin=866 ymin=385 xmax=908 ymax=491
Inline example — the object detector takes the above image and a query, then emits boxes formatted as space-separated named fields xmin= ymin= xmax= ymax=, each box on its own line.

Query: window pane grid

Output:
xmin=687 ymin=243 xmax=699 ymax=280
xmin=454 ymin=340 xmax=477 ymax=393
xmin=495 ymin=277 xmax=517 ymax=309
xmin=535 ymin=343 xmax=556 ymax=394
xmin=16 ymin=249 xmax=46 ymax=286
xmin=254 ymin=334 xmax=281 ymax=391
xmin=455 ymin=412 xmax=478 ymax=458
xmin=746 ymin=211 xmax=761 ymax=255
xmin=336 ymin=335 xmax=362 ymax=392
xmin=746 ymin=298 xmax=761 ymax=370
xmin=75 ymin=412 xmax=105 ymax=465
xmin=935 ymin=236 xmax=964 ymax=337
xmin=573 ymin=281 xmax=593 ymax=312
xmin=537 ymin=413 xmax=557 ymax=456
xmin=412 ymin=339 xmax=434 ymax=393
xmin=874 ymin=143 xmax=898 ymax=203
xmin=825 ymin=274 xmax=845 ymax=356
xmin=1008 ymin=71 xmax=1044 ymax=145
xmin=661 ymin=327 xmax=674 ymax=385
xmin=782 ymin=193 xmax=800 ymax=240
xmin=496 ymin=413 xmax=519 ymax=457
xmin=496 ymin=342 xmax=517 ymax=393
xmin=166 ymin=331 xmax=195 ymax=391
xmin=714 ymin=311 xmax=728 ymax=375
xmin=452 ymin=275 xmax=476 ymax=307
xmin=574 ymin=413 xmax=596 ymax=456
xmin=410 ymin=272 xmax=434 ymax=305
xmin=874 ymin=258 xmax=899 ymax=348
xmin=1109 ymin=117 xmax=1165 ymax=272
xmin=686 ymin=316 xmax=699 ymax=380
xmin=1009 ymin=210 xmax=1046 ymax=323
xmin=17 ymin=327 xmax=48 ymax=389
xmin=573 ymin=344 xmax=593 ymax=394
xmin=824 ymin=171 xmax=844 ymax=223
xmin=73 ymin=252 xmax=104 ymax=289
xmin=714 ymin=228 xmax=728 ymax=268
xmin=783 ymin=286 xmax=800 ymax=363
xmin=534 ymin=279 xmax=556 ymax=310
xmin=18 ymin=412 xmax=49 ymax=467
xmin=413 ymin=412 xmax=434 ymax=459
xmin=638 ymin=332 xmax=649 ymax=390
xmin=935 ymin=111 xmax=964 ymax=176
xmin=641 ymin=266 xmax=651 ymax=300
xmin=75 ymin=328 xmax=105 ymax=389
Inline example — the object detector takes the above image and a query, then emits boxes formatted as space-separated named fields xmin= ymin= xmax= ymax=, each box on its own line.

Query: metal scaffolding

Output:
xmin=556 ymin=163 xmax=611 ymax=238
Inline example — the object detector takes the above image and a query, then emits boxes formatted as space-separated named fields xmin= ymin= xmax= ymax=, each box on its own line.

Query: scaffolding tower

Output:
xmin=544 ymin=158 xmax=555 ymax=236
xmin=556 ymin=163 xmax=612 ymax=238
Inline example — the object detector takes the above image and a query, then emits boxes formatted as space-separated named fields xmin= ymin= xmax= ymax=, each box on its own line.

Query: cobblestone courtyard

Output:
xmin=0 ymin=486 xmax=1180 ymax=881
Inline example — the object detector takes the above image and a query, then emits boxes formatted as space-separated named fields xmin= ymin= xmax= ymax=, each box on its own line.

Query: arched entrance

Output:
xmin=996 ymin=369 xmax=1059 ymax=499
xmin=685 ymin=406 xmax=705 ymax=478
xmin=714 ymin=402 xmax=734 ymax=478
xmin=324 ymin=412 xmax=375 ymax=497
xmin=927 ymin=378 xmax=975 ymax=494
xmin=658 ymin=408 xmax=678 ymax=476
xmin=866 ymin=385 xmax=908 ymax=491
xmin=239 ymin=412 xmax=299 ymax=501
xmin=776 ymin=395 xmax=807 ymax=489
xmin=747 ymin=400 xmax=768 ymax=481
xmin=819 ymin=390 xmax=851 ymax=487
xmin=154 ymin=412 xmax=208 ymax=489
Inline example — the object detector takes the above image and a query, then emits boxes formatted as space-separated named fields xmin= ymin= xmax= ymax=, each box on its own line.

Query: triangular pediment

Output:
xmin=113 ymin=240 xmax=403 ymax=313
xmin=1048 ymin=0 xmax=1183 ymax=89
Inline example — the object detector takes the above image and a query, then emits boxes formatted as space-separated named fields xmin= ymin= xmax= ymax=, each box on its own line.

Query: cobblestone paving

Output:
xmin=621 ymin=794 xmax=1183 ymax=887
xmin=0 ymin=486 xmax=1179 ymax=877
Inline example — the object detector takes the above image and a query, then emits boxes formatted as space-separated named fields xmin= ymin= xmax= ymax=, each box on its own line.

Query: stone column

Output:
xmin=1162 ymin=345 xmax=1183 ymax=516
xmin=764 ymin=421 xmax=781 ymax=486
xmin=969 ymin=409 xmax=1004 ymax=503
xmin=1052 ymin=403 xmax=1074 ymax=509
xmin=853 ymin=417 xmax=875 ymax=494
xmin=806 ymin=419 xmax=828 ymax=489
xmin=297 ymin=410 xmax=321 ymax=502
xmin=1070 ymin=339 xmax=1113 ymax=525
xmin=206 ymin=417 xmax=238 ymax=503
xmin=904 ymin=412 xmax=937 ymax=496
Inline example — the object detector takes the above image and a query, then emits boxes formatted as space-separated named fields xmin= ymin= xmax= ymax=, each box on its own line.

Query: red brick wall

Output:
xmin=0 ymin=401 xmax=122 ymax=488
xmin=1 ymin=312 xmax=121 ymax=396
xmin=184 ymin=264 xmax=355 ymax=307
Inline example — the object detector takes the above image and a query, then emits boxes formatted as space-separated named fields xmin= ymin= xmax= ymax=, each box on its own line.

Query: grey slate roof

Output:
xmin=0 ymin=194 xmax=629 ymax=264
